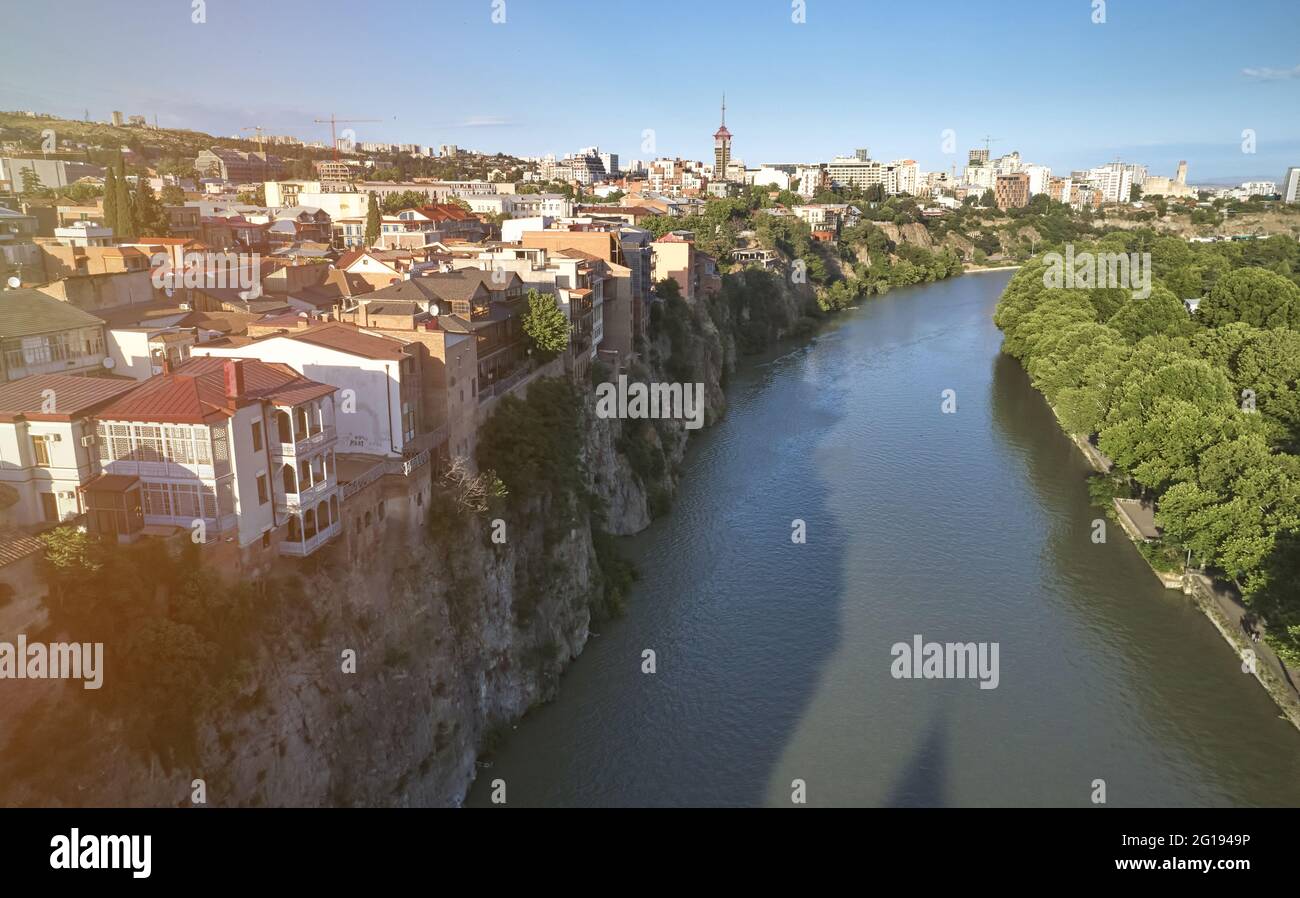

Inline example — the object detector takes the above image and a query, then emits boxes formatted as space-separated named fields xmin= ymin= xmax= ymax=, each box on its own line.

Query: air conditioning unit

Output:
xmin=49 ymin=433 xmax=61 ymax=442
xmin=80 ymin=435 xmax=96 ymax=447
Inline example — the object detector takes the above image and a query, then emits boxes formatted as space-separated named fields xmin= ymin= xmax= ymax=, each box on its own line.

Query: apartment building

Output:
xmin=0 ymin=288 xmax=109 ymax=382
xmin=0 ymin=374 xmax=143 ymax=527
xmin=827 ymin=155 xmax=889 ymax=192
xmin=0 ymin=158 xmax=104 ymax=193
xmin=792 ymin=203 xmax=862 ymax=234
xmin=650 ymin=232 xmax=697 ymax=302
xmin=331 ymin=296 xmax=479 ymax=462
xmin=1281 ymin=167 xmax=1299 ymax=204
xmin=994 ymin=173 xmax=1032 ymax=210
xmin=191 ymin=322 xmax=421 ymax=460
xmin=194 ymin=148 xmax=284 ymax=182
xmin=362 ymin=271 xmax=529 ymax=395
xmin=88 ymin=357 xmax=340 ymax=556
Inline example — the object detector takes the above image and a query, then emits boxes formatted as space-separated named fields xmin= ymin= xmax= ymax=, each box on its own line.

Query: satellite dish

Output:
xmin=5 ymin=276 xmax=19 ymax=289
xmin=164 ymin=286 xmax=174 ymax=298
xmin=102 ymin=357 xmax=116 ymax=369
xmin=428 ymin=302 xmax=440 ymax=316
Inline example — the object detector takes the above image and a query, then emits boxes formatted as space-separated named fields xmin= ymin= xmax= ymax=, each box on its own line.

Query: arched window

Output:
xmin=299 ymin=459 xmax=312 ymax=489
xmin=281 ymin=463 xmax=296 ymax=495
xmin=287 ymin=516 xmax=301 ymax=541
xmin=304 ymin=508 xmax=317 ymax=539
xmin=276 ymin=409 xmax=292 ymax=444
xmin=330 ymin=495 xmax=339 ymax=523
xmin=295 ymin=407 xmax=309 ymax=441
xmin=364 ymin=511 xmax=372 ymax=528
xmin=317 ymin=501 xmax=330 ymax=529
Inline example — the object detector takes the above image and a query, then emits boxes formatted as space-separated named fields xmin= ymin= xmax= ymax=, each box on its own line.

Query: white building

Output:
xmin=191 ymin=321 xmax=418 ymax=458
xmin=0 ymin=375 xmax=141 ymax=527
xmin=1023 ymin=164 xmax=1053 ymax=196
xmin=1282 ymin=167 xmax=1300 ymax=204
xmin=88 ymin=357 xmax=341 ymax=556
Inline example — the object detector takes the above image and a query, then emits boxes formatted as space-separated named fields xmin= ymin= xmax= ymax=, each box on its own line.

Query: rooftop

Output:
xmin=0 ymin=288 xmax=106 ymax=339
xmin=95 ymin=357 xmax=334 ymax=424
xmin=0 ymin=374 xmax=141 ymax=422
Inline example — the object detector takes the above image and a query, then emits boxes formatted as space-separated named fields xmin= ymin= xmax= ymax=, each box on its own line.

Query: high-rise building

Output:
xmin=994 ymin=173 xmax=1031 ymax=210
xmin=1282 ymin=167 xmax=1300 ymax=204
xmin=713 ymin=95 xmax=733 ymax=182
xmin=968 ymin=148 xmax=990 ymax=165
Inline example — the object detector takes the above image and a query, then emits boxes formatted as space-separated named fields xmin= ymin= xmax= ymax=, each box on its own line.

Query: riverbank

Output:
xmin=1056 ymin=400 xmax=1300 ymax=731
xmin=965 ymin=264 xmax=1024 ymax=273
xmin=467 ymin=269 xmax=1300 ymax=807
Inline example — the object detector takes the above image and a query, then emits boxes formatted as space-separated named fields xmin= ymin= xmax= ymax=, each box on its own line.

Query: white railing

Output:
xmin=271 ymin=425 xmax=337 ymax=459
xmin=276 ymin=481 xmax=336 ymax=515
xmin=278 ymin=520 xmax=341 ymax=556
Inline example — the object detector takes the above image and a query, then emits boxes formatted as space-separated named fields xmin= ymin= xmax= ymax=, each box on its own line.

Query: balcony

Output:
xmin=279 ymin=519 xmax=341 ymax=557
xmin=271 ymin=425 xmax=336 ymax=459
xmin=275 ymin=480 xmax=336 ymax=516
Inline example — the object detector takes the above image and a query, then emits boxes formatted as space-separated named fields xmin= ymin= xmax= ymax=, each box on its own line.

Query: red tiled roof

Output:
xmin=95 ymin=357 xmax=334 ymax=424
xmin=0 ymin=374 xmax=143 ymax=422
xmin=286 ymin=321 xmax=409 ymax=361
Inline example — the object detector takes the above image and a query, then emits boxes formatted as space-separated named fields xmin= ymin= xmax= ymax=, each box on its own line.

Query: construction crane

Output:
xmin=314 ymin=114 xmax=381 ymax=161
xmin=240 ymin=125 xmax=267 ymax=153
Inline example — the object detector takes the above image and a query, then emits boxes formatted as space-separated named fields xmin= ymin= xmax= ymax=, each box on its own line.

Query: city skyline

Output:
xmin=1 ymin=0 xmax=1297 ymax=181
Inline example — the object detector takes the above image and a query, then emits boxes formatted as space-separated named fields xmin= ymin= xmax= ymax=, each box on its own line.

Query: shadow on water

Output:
xmin=464 ymin=332 xmax=850 ymax=807
xmin=885 ymin=706 xmax=950 ymax=808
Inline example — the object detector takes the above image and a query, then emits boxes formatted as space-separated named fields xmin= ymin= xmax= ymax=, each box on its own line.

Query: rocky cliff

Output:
xmin=0 ymin=270 xmax=816 ymax=808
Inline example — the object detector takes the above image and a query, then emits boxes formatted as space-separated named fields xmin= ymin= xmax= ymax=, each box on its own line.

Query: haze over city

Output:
xmin=2 ymin=0 xmax=1297 ymax=180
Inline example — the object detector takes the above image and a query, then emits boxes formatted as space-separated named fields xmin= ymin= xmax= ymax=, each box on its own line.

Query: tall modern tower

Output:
xmin=713 ymin=94 xmax=732 ymax=181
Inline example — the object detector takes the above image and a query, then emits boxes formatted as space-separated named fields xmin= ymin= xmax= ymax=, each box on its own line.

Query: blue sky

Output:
xmin=2 ymin=0 xmax=1297 ymax=182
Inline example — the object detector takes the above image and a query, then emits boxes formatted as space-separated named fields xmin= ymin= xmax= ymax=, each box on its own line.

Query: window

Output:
xmin=251 ymin=420 xmax=263 ymax=452
xmin=261 ymin=530 xmax=271 ymax=549
xmin=135 ymin=425 xmax=162 ymax=462
xmin=256 ymin=473 xmax=269 ymax=505
xmin=31 ymin=435 xmax=51 ymax=466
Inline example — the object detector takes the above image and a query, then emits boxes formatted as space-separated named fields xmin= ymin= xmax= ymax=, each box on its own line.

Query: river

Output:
xmin=465 ymin=270 xmax=1300 ymax=807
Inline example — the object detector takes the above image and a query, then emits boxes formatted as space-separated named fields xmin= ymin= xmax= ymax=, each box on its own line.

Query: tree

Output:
xmin=160 ymin=185 xmax=186 ymax=206
xmin=236 ymin=184 xmax=266 ymax=205
xmin=365 ymin=192 xmax=381 ymax=247
xmin=113 ymin=158 xmax=135 ymax=241
xmin=380 ymin=190 xmax=431 ymax=214
xmin=1198 ymin=267 xmax=1300 ymax=329
xmin=103 ymin=165 xmax=119 ymax=235
xmin=132 ymin=178 xmax=169 ymax=237
xmin=19 ymin=166 xmax=45 ymax=196
xmin=1105 ymin=286 xmax=1196 ymax=342
xmin=520 ymin=289 xmax=571 ymax=356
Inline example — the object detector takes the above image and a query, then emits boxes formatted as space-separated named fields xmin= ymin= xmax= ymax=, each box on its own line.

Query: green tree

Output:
xmin=19 ymin=166 xmax=45 ymax=195
xmin=1105 ymin=286 xmax=1196 ymax=342
xmin=103 ymin=165 xmax=118 ymax=235
xmin=132 ymin=178 xmax=169 ymax=237
xmin=521 ymin=289 xmax=571 ymax=356
xmin=113 ymin=158 xmax=135 ymax=241
xmin=380 ymin=190 xmax=431 ymax=214
xmin=364 ymin=192 xmax=381 ymax=246
xmin=1199 ymin=267 xmax=1300 ymax=329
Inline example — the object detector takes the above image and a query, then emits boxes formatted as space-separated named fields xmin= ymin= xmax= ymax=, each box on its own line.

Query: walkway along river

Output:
xmin=466 ymin=270 xmax=1300 ymax=807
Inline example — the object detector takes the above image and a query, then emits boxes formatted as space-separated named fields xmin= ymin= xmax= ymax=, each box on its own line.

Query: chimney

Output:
xmin=223 ymin=359 xmax=245 ymax=400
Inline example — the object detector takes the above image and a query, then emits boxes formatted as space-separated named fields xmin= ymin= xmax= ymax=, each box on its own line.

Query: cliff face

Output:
xmin=2 ymin=271 xmax=813 ymax=808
